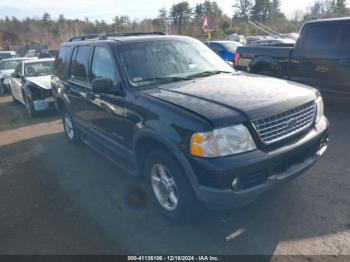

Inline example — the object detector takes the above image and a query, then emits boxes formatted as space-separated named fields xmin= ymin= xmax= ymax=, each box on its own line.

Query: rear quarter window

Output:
xmin=302 ymin=24 xmax=342 ymax=52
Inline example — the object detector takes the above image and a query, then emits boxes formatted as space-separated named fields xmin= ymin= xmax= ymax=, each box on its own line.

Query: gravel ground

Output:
xmin=0 ymin=95 xmax=349 ymax=255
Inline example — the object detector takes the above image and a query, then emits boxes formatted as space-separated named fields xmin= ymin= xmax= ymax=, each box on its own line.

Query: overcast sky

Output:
xmin=1 ymin=0 xmax=349 ymax=22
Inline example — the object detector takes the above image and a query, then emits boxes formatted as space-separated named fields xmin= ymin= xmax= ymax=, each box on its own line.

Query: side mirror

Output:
xmin=91 ymin=78 xmax=112 ymax=93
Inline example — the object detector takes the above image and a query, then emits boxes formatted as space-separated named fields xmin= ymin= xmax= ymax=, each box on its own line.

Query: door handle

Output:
xmin=339 ymin=59 xmax=350 ymax=65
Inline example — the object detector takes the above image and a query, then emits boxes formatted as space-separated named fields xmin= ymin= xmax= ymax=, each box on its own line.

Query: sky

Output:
xmin=0 ymin=0 xmax=349 ymax=22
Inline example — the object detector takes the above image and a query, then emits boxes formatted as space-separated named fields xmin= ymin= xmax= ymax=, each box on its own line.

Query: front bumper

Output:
xmin=187 ymin=117 xmax=329 ymax=209
xmin=33 ymin=97 xmax=55 ymax=111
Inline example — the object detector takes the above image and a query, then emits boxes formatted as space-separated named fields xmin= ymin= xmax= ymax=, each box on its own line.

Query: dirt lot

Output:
xmin=0 ymin=95 xmax=349 ymax=255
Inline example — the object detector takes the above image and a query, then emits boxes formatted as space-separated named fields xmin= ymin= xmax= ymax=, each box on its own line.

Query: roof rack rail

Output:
xmin=68 ymin=32 xmax=166 ymax=42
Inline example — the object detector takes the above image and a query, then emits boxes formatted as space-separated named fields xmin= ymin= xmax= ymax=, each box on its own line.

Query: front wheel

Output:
xmin=25 ymin=95 xmax=38 ymax=117
xmin=145 ymin=149 xmax=203 ymax=222
xmin=62 ymin=109 xmax=81 ymax=144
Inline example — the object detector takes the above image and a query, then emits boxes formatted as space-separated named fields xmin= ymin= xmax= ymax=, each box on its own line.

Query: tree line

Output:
xmin=0 ymin=0 xmax=349 ymax=53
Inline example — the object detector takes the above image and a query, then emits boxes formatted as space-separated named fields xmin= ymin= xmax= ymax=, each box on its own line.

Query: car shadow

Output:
xmin=0 ymin=96 xmax=60 ymax=132
xmin=0 ymin=96 xmax=348 ymax=255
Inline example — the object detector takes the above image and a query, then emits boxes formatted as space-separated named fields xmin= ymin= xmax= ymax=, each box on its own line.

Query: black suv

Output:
xmin=52 ymin=33 xmax=329 ymax=220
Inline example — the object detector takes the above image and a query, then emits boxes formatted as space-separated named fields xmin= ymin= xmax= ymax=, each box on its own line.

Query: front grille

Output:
xmin=252 ymin=101 xmax=316 ymax=144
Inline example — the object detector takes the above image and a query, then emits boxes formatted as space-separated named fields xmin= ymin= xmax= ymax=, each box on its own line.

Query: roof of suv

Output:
xmin=62 ymin=33 xmax=190 ymax=46
xmin=306 ymin=17 xmax=350 ymax=24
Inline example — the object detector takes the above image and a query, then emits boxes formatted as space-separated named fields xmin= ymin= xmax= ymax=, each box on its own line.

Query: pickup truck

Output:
xmin=234 ymin=17 xmax=350 ymax=98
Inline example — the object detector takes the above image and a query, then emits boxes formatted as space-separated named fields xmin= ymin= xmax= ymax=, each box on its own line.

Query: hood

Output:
xmin=26 ymin=75 xmax=52 ymax=90
xmin=142 ymin=73 xmax=317 ymax=127
xmin=0 ymin=69 xmax=14 ymax=78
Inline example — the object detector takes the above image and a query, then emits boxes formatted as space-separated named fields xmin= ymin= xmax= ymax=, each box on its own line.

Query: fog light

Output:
xmin=232 ymin=177 xmax=240 ymax=190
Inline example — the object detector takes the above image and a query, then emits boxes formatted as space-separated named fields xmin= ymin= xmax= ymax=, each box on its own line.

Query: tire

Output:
xmin=144 ymin=149 xmax=203 ymax=222
xmin=25 ymin=95 xmax=38 ymax=117
xmin=62 ymin=108 xmax=81 ymax=144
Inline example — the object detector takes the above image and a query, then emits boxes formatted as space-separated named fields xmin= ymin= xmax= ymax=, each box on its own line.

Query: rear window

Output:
xmin=0 ymin=53 xmax=12 ymax=60
xmin=53 ymin=46 xmax=72 ymax=79
xmin=303 ymin=24 xmax=342 ymax=51
xmin=70 ymin=46 xmax=90 ymax=82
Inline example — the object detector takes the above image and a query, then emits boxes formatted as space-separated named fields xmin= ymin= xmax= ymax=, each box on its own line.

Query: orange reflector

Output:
xmin=191 ymin=144 xmax=205 ymax=157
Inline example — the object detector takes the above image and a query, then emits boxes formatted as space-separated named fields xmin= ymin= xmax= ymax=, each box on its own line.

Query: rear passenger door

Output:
xmin=67 ymin=45 xmax=91 ymax=126
xmin=290 ymin=23 xmax=344 ymax=96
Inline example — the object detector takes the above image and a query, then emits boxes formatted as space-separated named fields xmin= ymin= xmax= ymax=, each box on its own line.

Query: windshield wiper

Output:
xmin=186 ymin=70 xmax=232 ymax=79
xmin=134 ymin=76 xmax=189 ymax=84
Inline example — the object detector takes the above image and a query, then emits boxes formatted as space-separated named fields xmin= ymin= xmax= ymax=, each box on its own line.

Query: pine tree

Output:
xmin=252 ymin=0 xmax=272 ymax=22
xmin=233 ymin=0 xmax=253 ymax=20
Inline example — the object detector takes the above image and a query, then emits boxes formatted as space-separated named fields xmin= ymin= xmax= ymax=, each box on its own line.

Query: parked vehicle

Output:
xmin=52 ymin=33 xmax=328 ymax=221
xmin=0 ymin=51 xmax=17 ymax=61
xmin=0 ymin=57 xmax=34 ymax=95
xmin=225 ymin=34 xmax=246 ymax=45
xmin=23 ymin=49 xmax=38 ymax=58
xmin=248 ymin=38 xmax=295 ymax=47
xmin=38 ymin=49 xmax=58 ymax=58
xmin=234 ymin=17 xmax=350 ymax=98
xmin=10 ymin=58 xmax=55 ymax=116
xmin=205 ymin=40 xmax=243 ymax=64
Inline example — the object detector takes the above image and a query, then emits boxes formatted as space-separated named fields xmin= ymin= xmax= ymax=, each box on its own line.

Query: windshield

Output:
xmin=220 ymin=42 xmax=243 ymax=53
xmin=1 ymin=60 xmax=22 ymax=70
xmin=24 ymin=61 xmax=53 ymax=76
xmin=118 ymin=38 xmax=234 ymax=87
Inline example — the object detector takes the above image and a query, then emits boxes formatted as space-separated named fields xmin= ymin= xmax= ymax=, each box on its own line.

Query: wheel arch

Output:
xmin=133 ymin=130 xmax=200 ymax=191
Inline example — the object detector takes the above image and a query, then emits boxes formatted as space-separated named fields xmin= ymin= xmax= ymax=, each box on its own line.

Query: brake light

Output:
xmin=234 ymin=53 xmax=240 ymax=66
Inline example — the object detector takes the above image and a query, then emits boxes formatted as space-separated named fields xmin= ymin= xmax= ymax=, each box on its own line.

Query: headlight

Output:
xmin=191 ymin=124 xmax=257 ymax=157
xmin=315 ymin=96 xmax=324 ymax=123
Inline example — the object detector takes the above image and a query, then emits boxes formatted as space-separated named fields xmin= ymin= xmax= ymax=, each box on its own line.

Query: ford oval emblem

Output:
xmin=287 ymin=118 xmax=298 ymax=129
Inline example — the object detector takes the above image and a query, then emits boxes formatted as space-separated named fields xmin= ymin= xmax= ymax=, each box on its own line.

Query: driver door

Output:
xmin=84 ymin=45 xmax=134 ymax=156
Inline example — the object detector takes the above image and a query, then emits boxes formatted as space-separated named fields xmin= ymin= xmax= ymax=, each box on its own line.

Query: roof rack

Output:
xmin=68 ymin=32 xmax=166 ymax=42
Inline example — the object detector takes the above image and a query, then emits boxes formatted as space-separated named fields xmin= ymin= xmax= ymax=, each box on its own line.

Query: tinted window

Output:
xmin=303 ymin=24 xmax=341 ymax=50
xmin=91 ymin=46 xmax=116 ymax=82
xmin=339 ymin=26 xmax=350 ymax=54
xmin=70 ymin=45 xmax=90 ymax=82
xmin=53 ymin=46 xmax=71 ymax=79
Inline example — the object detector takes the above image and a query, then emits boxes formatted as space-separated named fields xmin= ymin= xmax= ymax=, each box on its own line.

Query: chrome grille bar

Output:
xmin=252 ymin=101 xmax=316 ymax=144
